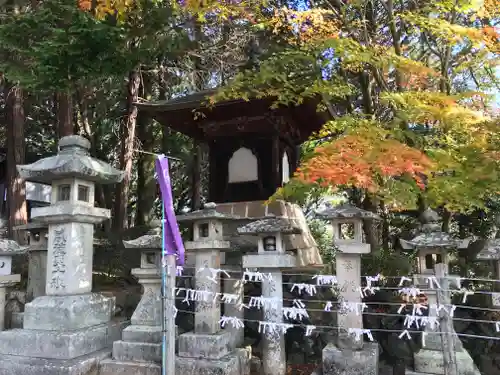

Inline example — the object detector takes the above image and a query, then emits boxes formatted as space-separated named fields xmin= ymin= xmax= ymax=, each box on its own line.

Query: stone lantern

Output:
xmin=238 ymin=217 xmax=301 ymax=375
xmin=476 ymin=239 xmax=500 ymax=306
xmin=399 ymin=208 xmax=468 ymax=307
xmin=0 ymin=239 xmax=27 ymax=330
xmin=14 ymin=222 xmax=49 ymax=302
xmin=100 ymin=222 xmax=169 ymax=374
xmin=400 ymin=208 xmax=480 ymax=375
xmin=175 ymin=202 xmax=247 ymax=375
xmin=316 ymin=203 xmax=380 ymax=375
xmin=0 ymin=135 xmax=126 ymax=374
xmin=400 ymin=208 xmax=470 ymax=282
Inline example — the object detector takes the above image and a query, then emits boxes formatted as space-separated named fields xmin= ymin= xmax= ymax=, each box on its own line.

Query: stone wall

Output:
xmin=216 ymin=200 xmax=323 ymax=269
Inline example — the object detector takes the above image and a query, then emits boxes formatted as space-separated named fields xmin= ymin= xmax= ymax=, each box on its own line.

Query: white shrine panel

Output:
xmin=0 ymin=256 xmax=12 ymax=276
xmin=282 ymin=152 xmax=290 ymax=184
xmin=228 ymin=147 xmax=258 ymax=183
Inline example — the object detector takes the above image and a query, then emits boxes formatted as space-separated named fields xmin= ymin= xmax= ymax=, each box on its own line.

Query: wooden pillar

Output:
xmin=191 ymin=142 xmax=202 ymax=210
xmin=271 ymin=134 xmax=280 ymax=190
xmin=208 ymin=141 xmax=217 ymax=203
xmin=492 ymin=260 xmax=500 ymax=293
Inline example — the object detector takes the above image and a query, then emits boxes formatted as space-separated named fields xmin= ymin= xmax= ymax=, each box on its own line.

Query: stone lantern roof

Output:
xmin=400 ymin=208 xmax=471 ymax=250
xmin=123 ymin=221 xmax=163 ymax=249
xmin=0 ymin=239 xmax=29 ymax=256
xmin=176 ymin=202 xmax=244 ymax=223
xmin=237 ymin=217 xmax=302 ymax=236
xmin=13 ymin=222 xmax=47 ymax=231
xmin=476 ymin=239 xmax=500 ymax=260
xmin=400 ymin=232 xmax=470 ymax=250
xmin=16 ymin=135 xmax=124 ymax=184
xmin=316 ymin=203 xmax=381 ymax=220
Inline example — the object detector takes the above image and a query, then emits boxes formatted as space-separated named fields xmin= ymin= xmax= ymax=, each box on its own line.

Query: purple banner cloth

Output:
xmin=155 ymin=155 xmax=185 ymax=265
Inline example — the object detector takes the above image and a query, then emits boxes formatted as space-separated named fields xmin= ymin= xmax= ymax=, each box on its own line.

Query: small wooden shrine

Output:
xmin=138 ymin=90 xmax=331 ymax=203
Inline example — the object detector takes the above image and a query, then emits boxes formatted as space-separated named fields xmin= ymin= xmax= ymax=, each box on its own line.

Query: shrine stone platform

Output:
xmin=215 ymin=200 xmax=323 ymax=269
xmin=176 ymin=347 xmax=251 ymax=375
xmin=0 ymin=315 xmax=126 ymax=375
xmin=0 ymin=348 xmax=112 ymax=375
xmin=99 ymin=347 xmax=252 ymax=375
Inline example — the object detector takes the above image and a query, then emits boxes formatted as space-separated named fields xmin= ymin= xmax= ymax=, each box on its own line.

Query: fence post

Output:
xmin=435 ymin=263 xmax=458 ymax=375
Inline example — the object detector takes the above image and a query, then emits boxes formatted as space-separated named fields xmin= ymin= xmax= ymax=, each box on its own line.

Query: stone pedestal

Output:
xmin=238 ymin=217 xmax=302 ymax=375
xmin=100 ymin=229 xmax=172 ymax=375
xmin=223 ymin=271 xmax=244 ymax=348
xmin=322 ymin=252 xmax=377 ymax=375
xmin=0 ymin=135 xmax=126 ymax=375
xmin=316 ymin=204 xmax=381 ymax=375
xmin=476 ymin=239 xmax=500 ymax=299
xmin=5 ymin=223 xmax=49 ymax=329
xmin=15 ymin=223 xmax=49 ymax=302
xmin=414 ymin=286 xmax=461 ymax=351
xmin=336 ymin=253 xmax=363 ymax=340
xmin=0 ymin=239 xmax=26 ymax=331
xmin=98 ymin=269 xmax=163 ymax=373
xmin=411 ymin=277 xmax=479 ymax=375
xmin=0 ymin=274 xmax=21 ymax=331
xmin=399 ymin=211 xmax=479 ymax=375
xmin=261 ymin=270 xmax=286 ymax=375
xmin=177 ymin=244 xmax=240 ymax=374
xmin=176 ymin=205 xmax=249 ymax=375
xmin=27 ymin=249 xmax=47 ymax=299
xmin=194 ymin=248 xmax=221 ymax=334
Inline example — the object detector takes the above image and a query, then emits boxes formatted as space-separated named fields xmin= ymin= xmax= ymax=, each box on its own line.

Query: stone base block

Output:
xmin=242 ymin=253 xmax=296 ymax=269
xmin=122 ymin=325 xmax=178 ymax=343
xmin=9 ymin=312 xmax=23 ymax=329
xmin=178 ymin=331 xmax=232 ymax=359
xmin=23 ymin=293 xmax=115 ymax=331
xmin=414 ymin=349 xmax=481 ymax=375
xmin=176 ymin=352 xmax=245 ymax=375
xmin=113 ymin=340 xmax=161 ymax=363
xmin=322 ymin=342 xmax=379 ymax=375
xmin=422 ymin=329 xmax=463 ymax=351
xmin=99 ymin=359 xmax=161 ymax=375
xmin=100 ymin=348 xmax=250 ymax=375
xmin=122 ymin=325 xmax=162 ymax=343
xmin=234 ymin=347 xmax=252 ymax=375
xmin=405 ymin=371 xmax=436 ymax=375
xmin=0 ymin=348 xmax=110 ymax=375
xmin=0 ymin=319 xmax=126 ymax=360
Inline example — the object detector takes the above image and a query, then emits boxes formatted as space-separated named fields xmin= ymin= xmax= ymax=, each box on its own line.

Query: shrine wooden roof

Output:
xmin=136 ymin=90 xmax=333 ymax=144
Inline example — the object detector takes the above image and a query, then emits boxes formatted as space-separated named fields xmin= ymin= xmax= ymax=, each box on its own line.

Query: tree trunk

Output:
xmin=135 ymin=115 xmax=156 ymax=226
xmin=76 ymin=88 xmax=92 ymax=138
xmin=191 ymin=19 xmax=203 ymax=211
xmin=56 ymin=90 xmax=73 ymax=138
xmin=113 ymin=69 xmax=140 ymax=232
xmin=362 ymin=194 xmax=380 ymax=253
xmin=5 ymin=83 xmax=27 ymax=244
xmin=135 ymin=74 xmax=156 ymax=226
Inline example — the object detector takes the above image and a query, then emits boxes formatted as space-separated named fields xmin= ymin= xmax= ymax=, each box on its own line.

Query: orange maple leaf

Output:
xmin=297 ymin=135 xmax=433 ymax=193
